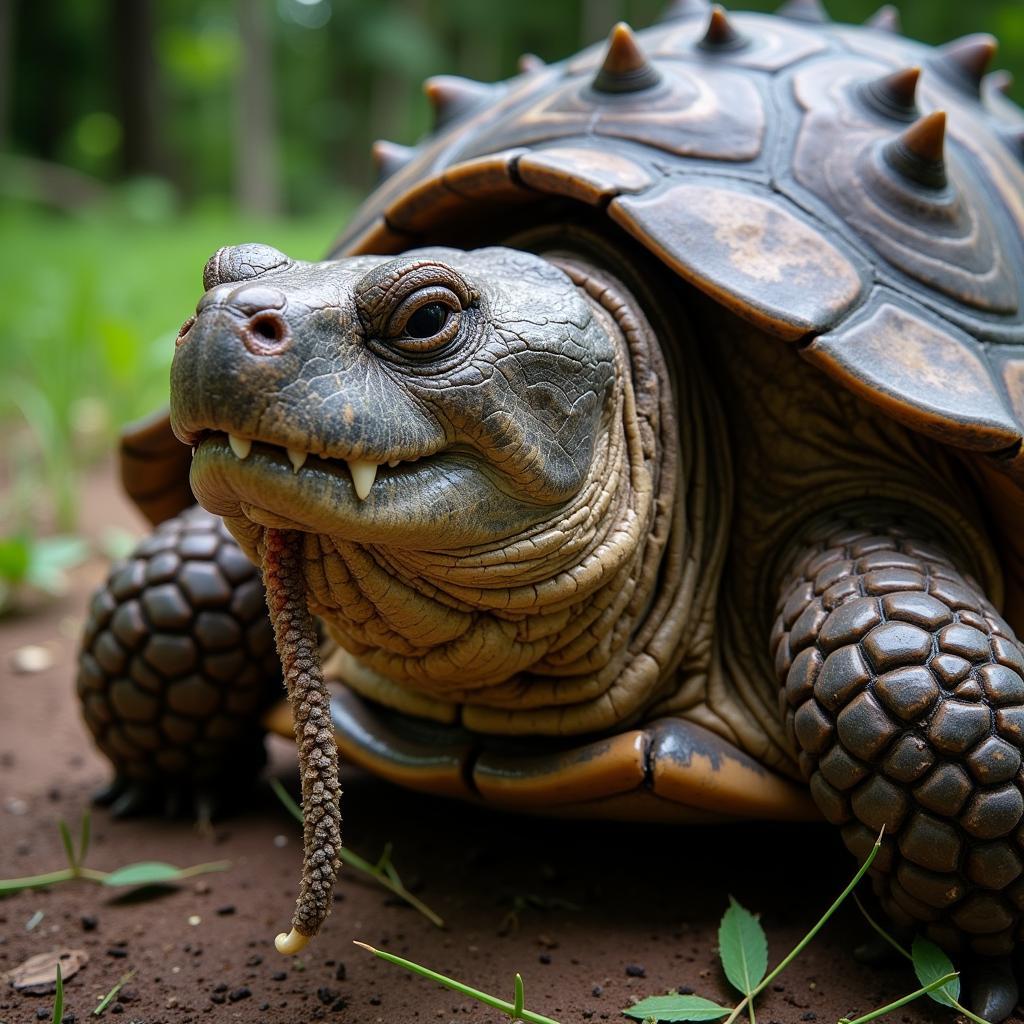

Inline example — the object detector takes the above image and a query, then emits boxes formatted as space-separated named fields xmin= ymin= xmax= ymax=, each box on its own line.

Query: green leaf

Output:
xmin=79 ymin=812 xmax=92 ymax=865
xmin=623 ymin=995 xmax=731 ymax=1022
xmin=100 ymin=860 xmax=228 ymax=887
xmin=0 ymin=535 xmax=31 ymax=584
xmin=718 ymin=897 xmax=768 ymax=996
xmin=101 ymin=861 xmax=187 ymax=886
xmin=912 ymin=936 xmax=960 ymax=1008
xmin=58 ymin=820 xmax=77 ymax=870
xmin=51 ymin=961 xmax=63 ymax=1024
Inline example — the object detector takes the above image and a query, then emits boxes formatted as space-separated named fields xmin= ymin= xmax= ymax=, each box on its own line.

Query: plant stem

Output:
xmin=269 ymin=777 xmax=444 ymax=928
xmin=355 ymin=942 xmax=561 ymax=1024
xmin=852 ymin=899 xmax=989 ymax=1024
xmin=851 ymin=896 xmax=911 ymax=960
xmin=0 ymin=868 xmax=76 ymax=892
xmin=722 ymin=830 xmax=883 ymax=1024
xmin=840 ymin=972 xmax=958 ymax=1024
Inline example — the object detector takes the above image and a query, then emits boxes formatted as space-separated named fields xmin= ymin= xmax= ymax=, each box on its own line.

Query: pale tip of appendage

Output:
xmin=352 ymin=940 xmax=376 ymax=953
xmin=275 ymin=928 xmax=310 ymax=955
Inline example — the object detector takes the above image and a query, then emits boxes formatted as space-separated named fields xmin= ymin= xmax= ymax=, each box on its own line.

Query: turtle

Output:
xmin=76 ymin=0 xmax=1024 ymax=1017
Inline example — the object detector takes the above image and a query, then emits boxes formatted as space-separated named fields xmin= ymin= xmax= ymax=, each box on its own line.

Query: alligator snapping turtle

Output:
xmin=77 ymin=0 xmax=1024 ymax=1015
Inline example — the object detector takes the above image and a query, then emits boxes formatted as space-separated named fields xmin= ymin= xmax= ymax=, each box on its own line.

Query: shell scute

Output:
xmin=806 ymin=293 xmax=1021 ymax=451
xmin=610 ymin=180 xmax=865 ymax=339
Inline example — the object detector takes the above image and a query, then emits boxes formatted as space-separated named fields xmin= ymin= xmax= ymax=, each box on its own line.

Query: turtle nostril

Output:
xmin=244 ymin=312 xmax=291 ymax=355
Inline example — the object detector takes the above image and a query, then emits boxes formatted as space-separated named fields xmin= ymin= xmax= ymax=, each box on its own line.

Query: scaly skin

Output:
xmin=173 ymin=246 xmax=727 ymax=737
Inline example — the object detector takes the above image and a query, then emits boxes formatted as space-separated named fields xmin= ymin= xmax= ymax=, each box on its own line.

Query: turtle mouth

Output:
xmin=187 ymin=431 xmax=453 ymax=539
xmin=203 ymin=429 xmax=434 ymax=501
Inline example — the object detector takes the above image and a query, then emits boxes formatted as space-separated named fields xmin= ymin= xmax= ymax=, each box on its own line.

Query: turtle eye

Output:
xmin=406 ymin=302 xmax=449 ymax=339
xmin=386 ymin=287 xmax=463 ymax=353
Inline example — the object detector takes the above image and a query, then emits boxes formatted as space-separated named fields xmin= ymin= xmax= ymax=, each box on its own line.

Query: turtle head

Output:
xmin=172 ymin=243 xmax=619 ymax=553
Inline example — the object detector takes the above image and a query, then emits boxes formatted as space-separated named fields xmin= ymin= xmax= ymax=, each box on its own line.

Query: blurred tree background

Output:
xmin=0 ymin=0 xmax=1021 ymax=596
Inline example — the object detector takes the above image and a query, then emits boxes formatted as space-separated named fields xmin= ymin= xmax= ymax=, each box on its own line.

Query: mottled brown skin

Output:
xmin=77 ymin=4 xmax=1024 ymax=1018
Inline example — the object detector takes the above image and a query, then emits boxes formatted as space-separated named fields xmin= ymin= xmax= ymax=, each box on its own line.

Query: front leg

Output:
xmin=773 ymin=518 xmax=1024 ymax=1021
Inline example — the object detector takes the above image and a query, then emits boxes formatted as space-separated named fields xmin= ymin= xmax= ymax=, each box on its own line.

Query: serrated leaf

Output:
xmin=623 ymin=995 xmax=731 ymax=1022
xmin=719 ymin=897 xmax=768 ymax=996
xmin=100 ymin=862 xmax=191 ymax=887
xmin=912 ymin=936 xmax=960 ymax=1008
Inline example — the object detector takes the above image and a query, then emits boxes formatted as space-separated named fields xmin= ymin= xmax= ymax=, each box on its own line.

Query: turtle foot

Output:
xmin=852 ymin=934 xmax=906 ymax=968
xmin=968 ymin=957 xmax=1018 ymax=1023
xmin=93 ymin=773 xmax=236 ymax=824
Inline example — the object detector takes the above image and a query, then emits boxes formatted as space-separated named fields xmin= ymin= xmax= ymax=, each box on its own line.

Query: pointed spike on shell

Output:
xmin=424 ymin=75 xmax=495 ymax=129
xmin=883 ymin=110 xmax=948 ymax=188
xmin=935 ymin=33 xmax=998 ymax=93
xmin=517 ymin=52 xmax=545 ymax=74
xmin=985 ymin=69 xmax=1014 ymax=96
xmin=371 ymin=140 xmax=414 ymax=181
xmin=698 ymin=5 xmax=746 ymax=51
xmin=776 ymin=0 xmax=829 ymax=23
xmin=865 ymin=5 xmax=901 ymax=33
xmin=860 ymin=66 xmax=921 ymax=119
xmin=657 ymin=0 xmax=711 ymax=21
xmin=592 ymin=22 xmax=662 ymax=93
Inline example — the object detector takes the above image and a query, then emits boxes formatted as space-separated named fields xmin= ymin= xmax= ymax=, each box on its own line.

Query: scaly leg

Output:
xmin=773 ymin=518 xmax=1024 ymax=1021
xmin=77 ymin=506 xmax=281 ymax=819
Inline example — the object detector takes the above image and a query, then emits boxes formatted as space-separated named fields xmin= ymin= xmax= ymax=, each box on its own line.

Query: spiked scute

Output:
xmin=371 ymin=140 xmax=414 ymax=181
xmin=658 ymin=0 xmax=711 ymax=20
xmin=882 ymin=111 xmax=949 ymax=189
xmin=424 ymin=75 xmax=495 ymax=130
xmin=698 ymin=6 xmax=746 ymax=51
xmin=859 ymin=66 xmax=920 ymax=120
xmin=776 ymin=0 xmax=829 ymax=23
xmin=932 ymin=34 xmax=998 ymax=95
xmin=518 ymin=53 xmax=545 ymax=74
xmin=592 ymin=23 xmax=662 ymax=94
xmin=985 ymin=70 xmax=1014 ymax=96
xmin=865 ymin=5 xmax=901 ymax=33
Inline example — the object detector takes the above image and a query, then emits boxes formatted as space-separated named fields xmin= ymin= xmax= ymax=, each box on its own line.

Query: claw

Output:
xmin=968 ymin=956 xmax=1018 ymax=1023
xmin=853 ymin=934 xmax=906 ymax=967
xmin=109 ymin=783 xmax=160 ymax=819
xmin=92 ymin=776 xmax=130 ymax=807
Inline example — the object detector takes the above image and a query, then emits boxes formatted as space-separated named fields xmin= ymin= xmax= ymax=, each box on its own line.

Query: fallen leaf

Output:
xmin=6 ymin=949 xmax=88 ymax=994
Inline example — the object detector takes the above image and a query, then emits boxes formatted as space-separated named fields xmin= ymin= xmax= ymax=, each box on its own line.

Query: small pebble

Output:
xmin=81 ymin=915 xmax=98 ymax=932
xmin=539 ymin=954 xmax=551 ymax=965
xmin=625 ymin=964 xmax=646 ymax=978
xmin=677 ymin=985 xmax=694 ymax=995
xmin=229 ymin=986 xmax=252 ymax=1002
xmin=106 ymin=948 xmax=128 ymax=959
xmin=273 ymin=835 xmax=288 ymax=848
xmin=188 ymin=915 xmax=201 ymax=926
xmin=10 ymin=645 xmax=54 ymax=674
xmin=216 ymin=904 xmax=236 ymax=916
xmin=334 ymin=962 xmax=346 ymax=981
xmin=271 ymin=971 xmax=287 ymax=982
xmin=591 ymin=985 xmax=603 ymax=998
xmin=6 ymin=797 xmax=28 ymax=816
xmin=802 ymin=1014 xmax=817 ymax=1021
xmin=318 ymin=987 xmax=339 ymax=1005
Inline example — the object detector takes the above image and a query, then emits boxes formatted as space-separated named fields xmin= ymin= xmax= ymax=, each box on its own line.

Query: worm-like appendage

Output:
xmin=262 ymin=528 xmax=342 ymax=952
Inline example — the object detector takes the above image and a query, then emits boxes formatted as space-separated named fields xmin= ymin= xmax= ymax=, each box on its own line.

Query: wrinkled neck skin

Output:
xmin=291 ymin=257 xmax=721 ymax=736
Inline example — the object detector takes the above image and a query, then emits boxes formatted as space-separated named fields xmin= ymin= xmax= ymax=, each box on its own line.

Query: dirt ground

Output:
xmin=0 ymin=465 xmax=986 ymax=1024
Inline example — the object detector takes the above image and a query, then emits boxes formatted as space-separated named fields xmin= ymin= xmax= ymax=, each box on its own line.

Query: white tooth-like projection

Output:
xmin=387 ymin=459 xmax=400 ymax=468
xmin=346 ymin=460 xmax=378 ymax=501
xmin=229 ymin=434 xmax=252 ymax=460
xmin=288 ymin=448 xmax=307 ymax=473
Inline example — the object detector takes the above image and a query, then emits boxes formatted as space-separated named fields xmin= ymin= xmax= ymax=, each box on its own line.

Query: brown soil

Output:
xmin=0 ymin=464 xmax=989 ymax=1024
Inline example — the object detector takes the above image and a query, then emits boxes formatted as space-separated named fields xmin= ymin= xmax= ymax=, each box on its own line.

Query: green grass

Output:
xmin=0 ymin=197 xmax=350 ymax=531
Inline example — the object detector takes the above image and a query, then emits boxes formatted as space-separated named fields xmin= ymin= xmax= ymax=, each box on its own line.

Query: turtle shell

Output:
xmin=123 ymin=1 xmax=1024 ymax=821
xmin=329 ymin=2 xmax=1024 ymax=487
